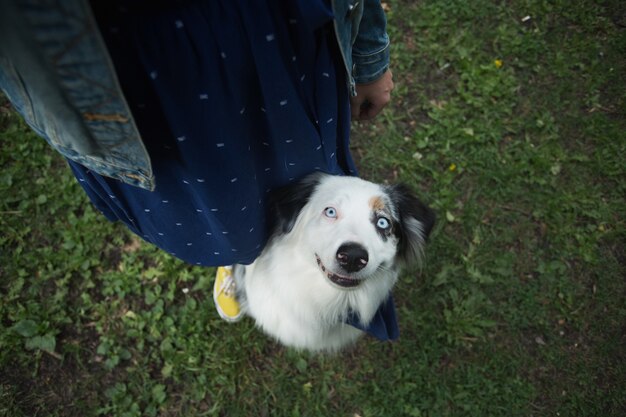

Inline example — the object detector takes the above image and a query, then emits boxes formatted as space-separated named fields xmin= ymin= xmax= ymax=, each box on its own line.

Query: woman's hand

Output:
xmin=350 ymin=69 xmax=394 ymax=121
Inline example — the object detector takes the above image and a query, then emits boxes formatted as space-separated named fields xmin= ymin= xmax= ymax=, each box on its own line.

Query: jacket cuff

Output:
xmin=352 ymin=39 xmax=390 ymax=85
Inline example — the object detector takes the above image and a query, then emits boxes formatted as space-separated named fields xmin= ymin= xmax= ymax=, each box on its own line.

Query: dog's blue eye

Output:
xmin=324 ymin=207 xmax=337 ymax=218
xmin=377 ymin=217 xmax=390 ymax=230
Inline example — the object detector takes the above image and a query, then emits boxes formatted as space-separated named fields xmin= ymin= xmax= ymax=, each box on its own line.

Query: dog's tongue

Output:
xmin=346 ymin=295 xmax=399 ymax=341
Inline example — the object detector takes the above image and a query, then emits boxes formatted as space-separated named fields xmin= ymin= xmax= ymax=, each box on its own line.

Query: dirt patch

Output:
xmin=0 ymin=326 xmax=106 ymax=417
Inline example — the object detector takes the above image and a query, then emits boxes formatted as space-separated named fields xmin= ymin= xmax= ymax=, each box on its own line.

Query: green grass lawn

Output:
xmin=1 ymin=0 xmax=625 ymax=416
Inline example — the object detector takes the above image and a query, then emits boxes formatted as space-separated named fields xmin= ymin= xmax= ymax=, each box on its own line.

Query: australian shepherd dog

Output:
xmin=233 ymin=173 xmax=435 ymax=351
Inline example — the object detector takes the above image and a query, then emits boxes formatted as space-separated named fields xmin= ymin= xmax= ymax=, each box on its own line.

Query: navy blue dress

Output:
xmin=71 ymin=0 xmax=398 ymax=341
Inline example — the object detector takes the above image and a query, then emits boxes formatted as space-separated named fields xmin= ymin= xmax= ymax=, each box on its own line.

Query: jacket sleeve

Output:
xmin=351 ymin=0 xmax=390 ymax=84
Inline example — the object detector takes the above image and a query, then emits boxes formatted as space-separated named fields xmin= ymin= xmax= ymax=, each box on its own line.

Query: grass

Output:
xmin=1 ymin=0 xmax=625 ymax=416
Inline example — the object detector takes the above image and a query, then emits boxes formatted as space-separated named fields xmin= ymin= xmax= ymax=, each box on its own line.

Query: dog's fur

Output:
xmin=234 ymin=173 xmax=435 ymax=351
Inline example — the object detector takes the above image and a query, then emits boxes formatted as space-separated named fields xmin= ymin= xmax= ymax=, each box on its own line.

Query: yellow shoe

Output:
xmin=213 ymin=266 xmax=243 ymax=322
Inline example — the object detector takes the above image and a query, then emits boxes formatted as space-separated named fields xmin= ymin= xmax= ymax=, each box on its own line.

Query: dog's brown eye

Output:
xmin=324 ymin=207 xmax=337 ymax=218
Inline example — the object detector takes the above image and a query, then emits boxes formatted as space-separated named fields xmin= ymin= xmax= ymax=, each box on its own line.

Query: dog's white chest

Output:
xmin=237 ymin=246 xmax=367 ymax=351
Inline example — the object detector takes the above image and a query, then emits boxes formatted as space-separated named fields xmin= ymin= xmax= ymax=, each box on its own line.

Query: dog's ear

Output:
xmin=387 ymin=184 xmax=436 ymax=266
xmin=269 ymin=172 xmax=325 ymax=235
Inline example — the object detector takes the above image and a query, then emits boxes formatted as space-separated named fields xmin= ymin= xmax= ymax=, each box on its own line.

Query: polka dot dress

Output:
xmin=72 ymin=0 xmax=355 ymax=266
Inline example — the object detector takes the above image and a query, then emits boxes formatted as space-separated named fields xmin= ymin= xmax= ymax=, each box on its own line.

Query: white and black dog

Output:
xmin=233 ymin=173 xmax=435 ymax=351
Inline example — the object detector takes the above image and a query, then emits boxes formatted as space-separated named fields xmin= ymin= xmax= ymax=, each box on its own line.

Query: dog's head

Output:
xmin=270 ymin=173 xmax=435 ymax=290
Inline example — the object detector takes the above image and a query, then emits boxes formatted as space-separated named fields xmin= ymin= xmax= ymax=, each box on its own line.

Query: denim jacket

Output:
xmin=0 ymin=0 xmax=390 ymax=191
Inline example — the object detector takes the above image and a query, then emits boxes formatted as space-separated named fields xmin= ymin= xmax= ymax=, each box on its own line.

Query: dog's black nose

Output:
xmin=336 ymin=243 xmax=368 ymax=273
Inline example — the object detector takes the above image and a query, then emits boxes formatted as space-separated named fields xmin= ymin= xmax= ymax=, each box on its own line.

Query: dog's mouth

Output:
xmin=315 ymin=254 xmax=361 ymax=288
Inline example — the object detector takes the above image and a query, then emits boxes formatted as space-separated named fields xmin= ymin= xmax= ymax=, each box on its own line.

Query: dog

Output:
xmin=233 ymin=173 xmax=435 ymax=351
